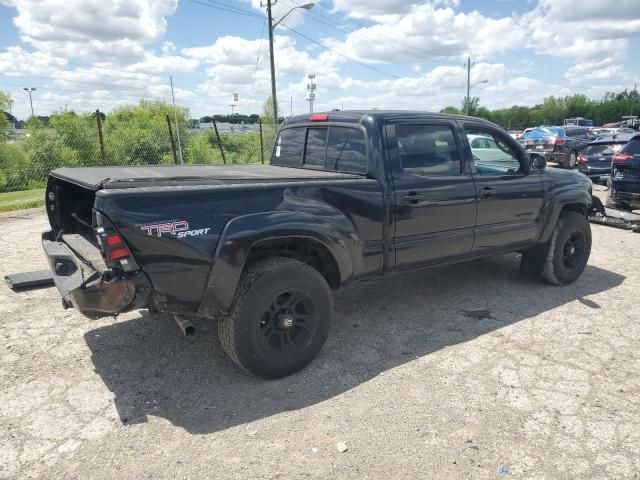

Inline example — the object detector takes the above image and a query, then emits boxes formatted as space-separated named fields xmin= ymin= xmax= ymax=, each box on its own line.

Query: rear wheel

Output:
xmin=565 ymin=151 xmax=578 ymax=169
xmin=218 ymin=257 xmax=332 ymax=378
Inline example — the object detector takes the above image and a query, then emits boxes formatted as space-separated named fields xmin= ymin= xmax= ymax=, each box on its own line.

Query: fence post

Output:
xmin=258 ymin=118 xmax=265 ymax=164
xmin=96 ymin=109 xmax=106 ymax=166
xmin=212 ymin=119 xmax=227 ymax=164
xmin=166 ymin=114 xmax=179 ymax=164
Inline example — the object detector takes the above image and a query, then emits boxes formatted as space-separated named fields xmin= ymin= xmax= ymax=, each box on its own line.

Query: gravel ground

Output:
xmin=1 ymin=188 xmax=639 ymax=479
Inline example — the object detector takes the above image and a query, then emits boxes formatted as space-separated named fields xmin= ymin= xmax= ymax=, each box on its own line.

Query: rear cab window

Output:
xmin=272 ymin=125 xmax=368 ymax=174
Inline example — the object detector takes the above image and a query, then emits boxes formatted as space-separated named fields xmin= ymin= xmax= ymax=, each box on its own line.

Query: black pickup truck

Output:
xmin=43 ymin=111 xmax=599 ymax=378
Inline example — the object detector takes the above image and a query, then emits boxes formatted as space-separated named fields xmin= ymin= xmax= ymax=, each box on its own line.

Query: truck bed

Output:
xmin=50 ymin=164 xmax=362 ymax=190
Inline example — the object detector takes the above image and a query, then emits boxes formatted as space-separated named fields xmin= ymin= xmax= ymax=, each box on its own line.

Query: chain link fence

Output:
xmin=0 ymin=112 xmax=278 ymax=193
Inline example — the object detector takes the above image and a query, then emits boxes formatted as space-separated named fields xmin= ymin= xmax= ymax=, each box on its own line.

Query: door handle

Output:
xmin=403 ymin=192 xmax=424 ymax=204
xmin=479 ymin=187 xmax=495 ymax=198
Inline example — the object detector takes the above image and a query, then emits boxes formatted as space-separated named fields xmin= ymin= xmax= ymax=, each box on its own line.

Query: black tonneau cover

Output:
xmin=50 ymin=164 xmax=361 ymax=190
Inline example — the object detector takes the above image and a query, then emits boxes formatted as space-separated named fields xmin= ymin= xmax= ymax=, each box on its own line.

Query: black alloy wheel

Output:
xmin=561 ymin=230 xmax=587 ymax=271
xmin=257 ymin=289 xmax=318 ymax=357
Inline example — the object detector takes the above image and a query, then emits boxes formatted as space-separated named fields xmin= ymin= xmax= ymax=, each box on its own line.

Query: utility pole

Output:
xmin=23 ymin=87 xmax=36 ymax=117
xmin=306 ymin=74 xmax=316 ymax=113
xmin=465 ymin=57 xmax=471 ymax=116
xmin=264 ymin=1 xmax=315 ymax=126
xmin=169 ymin=76 xmax=183 ymax=164
xmin=266 ymin=0 xmax=278 ymax=126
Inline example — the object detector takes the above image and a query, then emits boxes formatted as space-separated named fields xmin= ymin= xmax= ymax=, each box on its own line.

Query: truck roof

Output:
xmin=283 ymin=110 xmax=495 ymax=127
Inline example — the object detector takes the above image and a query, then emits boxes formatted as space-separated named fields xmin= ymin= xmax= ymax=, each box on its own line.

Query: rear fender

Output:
xmin=197 ymin=211 xmax=355 ymax=318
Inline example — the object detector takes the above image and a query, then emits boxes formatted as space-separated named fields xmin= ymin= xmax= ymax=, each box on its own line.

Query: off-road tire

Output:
xmin=542 ymin=212 xmax=591 ymax=285
xmin=218 ymin=257 xmax=332 ymax=378
xmin=520 ymin=212 xmax=591 ymax=284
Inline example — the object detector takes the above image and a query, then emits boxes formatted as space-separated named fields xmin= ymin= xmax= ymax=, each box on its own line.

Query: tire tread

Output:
xmin=218 ymin=257 xmax=329 ymax=376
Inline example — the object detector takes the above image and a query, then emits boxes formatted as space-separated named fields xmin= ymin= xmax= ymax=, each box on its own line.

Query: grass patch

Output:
xmin=0 ymin=189 xmax=45 ymax=212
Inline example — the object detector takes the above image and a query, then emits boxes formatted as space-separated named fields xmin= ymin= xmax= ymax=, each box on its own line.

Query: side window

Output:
xmin=304 ymin=128 xmax=328 ymax=168
xmin=465 ymin=127 xmax=522 ymax=174
xmin=396 ymin=124 xmax=461 ymax=176
xmin=326 ymin=127 xmax=367 ymax=174
xmin=272 ymin=127 xmax=305 ymax=167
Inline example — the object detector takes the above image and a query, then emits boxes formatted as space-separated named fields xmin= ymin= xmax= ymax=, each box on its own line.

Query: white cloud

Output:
xmin=128 ymin=53 xmax=199 ymax=74
xmin=330 ymin=0 xmax=460 ymax=19
xmin=523 ymin=0 xmax=640 ymax=81
xmin=1 ymin=0 xmax=178 ymax=62
xmin=0 ymin=45 xmax=68 ymax=75
xmin=331 ymin=3 xmax=524 ymax=65
xmin=161 ymin=41 xmax=176 ymax=54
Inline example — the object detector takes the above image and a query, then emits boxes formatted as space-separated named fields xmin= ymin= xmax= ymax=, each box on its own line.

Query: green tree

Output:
xmin=261 ymin=96 xmax=282 ymax=125
xmin=0 ymin=92 xmax=14 ymax=141
xmin=462 ymin=96 xmax=480 ymax=116
xmin=440 ymin=106 xmax=462 ymax=114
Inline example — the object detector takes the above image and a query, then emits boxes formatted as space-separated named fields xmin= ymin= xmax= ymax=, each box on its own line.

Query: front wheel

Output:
xmin=520 ymin=212 xmax=591 ymax=285
xmin=543 ymin=212 xmax=592 ymax=285
xmin=218 ymin=257 xmax=332 ymax=378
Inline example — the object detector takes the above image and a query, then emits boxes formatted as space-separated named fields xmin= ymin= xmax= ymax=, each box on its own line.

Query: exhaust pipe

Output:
xmin=174 ymin=314 xmax=195 ymax=336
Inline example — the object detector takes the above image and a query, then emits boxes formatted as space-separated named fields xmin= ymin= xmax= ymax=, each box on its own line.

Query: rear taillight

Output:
xmin=108 ymin=248 xmax=131 ymax=261
xmin=310 ymin=113 xmax=328 ymax=122
xmin=105 ymin=234 xmax=123 ymax=247
xmin=525 ymin=140 xmax=534 ymax=145
xmin=613 ymin=153 xmax=631 ymax=163
xmin=577 ymin=155 xmax=588 ymax=164
xmin=94 ymin=211 xmax=138 ymax=272
xmin=554 ymin=139 xmax=566 ymax=146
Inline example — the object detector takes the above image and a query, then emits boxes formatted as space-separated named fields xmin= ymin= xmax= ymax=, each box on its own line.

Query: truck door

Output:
xmin=388 ymin=121 xmax=477 ymax=269
xmin=460 ymin=122 xmax=545 ymax=253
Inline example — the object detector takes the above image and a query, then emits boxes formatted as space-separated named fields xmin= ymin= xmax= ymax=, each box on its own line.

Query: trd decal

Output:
xmin=140 ymin=221 xmax=211 ymax=238
xmin=140 ymin=220 xmax=189 ymax=237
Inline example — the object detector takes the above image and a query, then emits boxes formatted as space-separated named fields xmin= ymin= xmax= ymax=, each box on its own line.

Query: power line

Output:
xmin=185 ymin=0 xmax=263 ymax=18
xmin=248 ymin=18 xmax=267 ymax=115
xmin=279 ymin=0 xmax=444 ymax=61
xmin=279 ymin=24 xmax=400 ymax=79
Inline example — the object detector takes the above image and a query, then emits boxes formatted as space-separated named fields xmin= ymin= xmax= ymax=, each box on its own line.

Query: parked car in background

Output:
xmin=508 ymin=129 xmax=523 ymax=139
xmin=576 ymin=133 xmax=634 ymax=183
xmin=564 ymin=117 xmax=593 ymax=127
xmin=591 ymin=127 xmax=635 ymax=137
xmin=519 ymin=126 xmax=594 ymax=168
xmin=607 ymin=133 xmax=640 ymax=211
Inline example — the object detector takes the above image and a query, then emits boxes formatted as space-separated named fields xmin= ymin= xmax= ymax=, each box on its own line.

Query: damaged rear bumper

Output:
xmin=42 ymin=231 xmax=151 ymax=319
